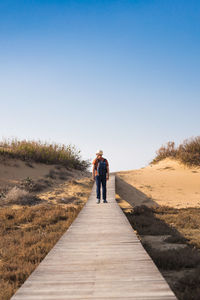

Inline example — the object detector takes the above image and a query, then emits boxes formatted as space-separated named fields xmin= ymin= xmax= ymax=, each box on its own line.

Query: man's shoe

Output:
xmin=103 ymin=200 xmax=108 ymax=203
xmin=96 ymin=199 xmax=100 ymax=204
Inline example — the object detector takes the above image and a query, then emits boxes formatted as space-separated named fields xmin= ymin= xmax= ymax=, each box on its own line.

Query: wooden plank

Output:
xmin=11 ymin=175 xmax=177 ymax=299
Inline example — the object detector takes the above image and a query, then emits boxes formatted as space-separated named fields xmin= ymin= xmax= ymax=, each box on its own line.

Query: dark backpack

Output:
xmin=97 ymin=159 xmax=107 ymax=176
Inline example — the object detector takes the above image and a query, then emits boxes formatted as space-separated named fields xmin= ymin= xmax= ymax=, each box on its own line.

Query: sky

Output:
xmin=0 ymin=0 xmax=200 ymax=171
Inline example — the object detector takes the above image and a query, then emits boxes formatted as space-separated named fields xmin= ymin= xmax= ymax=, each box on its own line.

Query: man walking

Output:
xmin=92 ymin=150 xmax=109 ymax=204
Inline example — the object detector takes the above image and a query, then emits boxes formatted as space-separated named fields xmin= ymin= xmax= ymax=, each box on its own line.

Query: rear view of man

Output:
xmin=92 ymin=150 xmax=109 ymax=204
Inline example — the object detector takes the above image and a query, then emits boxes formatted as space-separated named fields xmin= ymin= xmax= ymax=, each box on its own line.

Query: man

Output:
xmin=92 ymin=150 xmax=109 ymax=204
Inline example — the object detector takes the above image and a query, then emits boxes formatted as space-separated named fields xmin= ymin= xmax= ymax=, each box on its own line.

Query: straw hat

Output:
xmin=96 ymin=150 xmax=103 ymax=155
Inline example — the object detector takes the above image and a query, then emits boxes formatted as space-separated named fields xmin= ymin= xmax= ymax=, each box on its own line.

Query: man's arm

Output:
xmin=92 ymin=163 xmax=96 ymax=180
xmin=92 ymin=159 xmax=96 ymax=180
xmin=106 ymin=164 xmax=109 ymax=180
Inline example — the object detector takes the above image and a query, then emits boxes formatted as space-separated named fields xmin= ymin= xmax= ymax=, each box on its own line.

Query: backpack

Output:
xmin=97 ymin=159 xmax=107 ymax=176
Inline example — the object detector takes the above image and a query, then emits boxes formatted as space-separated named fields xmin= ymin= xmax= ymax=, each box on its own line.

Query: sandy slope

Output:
xmin=0 ymin=159 xmax=54 ymax=188
xmin=0 ymin=158 xmax=87 ymax=189
xmin=0 ymin=158 xmax=92 ymax=208
xmin=116 ymin=158 xmax=200 ymax=208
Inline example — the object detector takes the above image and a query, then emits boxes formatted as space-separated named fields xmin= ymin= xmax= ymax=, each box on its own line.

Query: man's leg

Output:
xmin=95 ymin=175 xmax=101 ymax=203
xmin=101 ymin=176 xmax=107 ymax=202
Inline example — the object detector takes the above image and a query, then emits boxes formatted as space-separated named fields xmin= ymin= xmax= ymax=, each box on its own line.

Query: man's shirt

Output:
xmin=93 ymin=157 xmax=109 ymax=176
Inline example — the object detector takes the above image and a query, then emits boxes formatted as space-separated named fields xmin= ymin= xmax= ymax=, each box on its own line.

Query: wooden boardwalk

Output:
xmin=11 ymin=175 xmax=177 ymax=300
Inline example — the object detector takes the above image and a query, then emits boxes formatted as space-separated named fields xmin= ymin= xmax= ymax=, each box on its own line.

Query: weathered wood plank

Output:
xmin=11 ymin=175 xmax=177 ymax=299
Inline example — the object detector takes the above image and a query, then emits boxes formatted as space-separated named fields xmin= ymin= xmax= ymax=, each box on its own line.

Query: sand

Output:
xmin=0 ymin=158 xmax=92 ymax=209
xmin=0 ymin=159 xmax=56 ymax=188
xmin=0 ymin=158 xmax=88 ymax=188
xmin=2 ymin=156 xmax=200 ymax=209
xmin=116 ymin=158 xmax=200 ymax=208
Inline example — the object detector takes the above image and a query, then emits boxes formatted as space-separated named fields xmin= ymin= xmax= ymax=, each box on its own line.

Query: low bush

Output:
xmin=152 ymin=136 xmax=200 ymax=166
xmin=20 ymin=177 xmax=49 ymax=192
xmin=0 ymin=138 xmax=89 ymax=170
xmin=3 ymin=187 xmax=28 ymax=205
xmin=1 ymin=187 xmax=42 ymax=206
xmin=152 ymin=141 xmax=177 ymax=163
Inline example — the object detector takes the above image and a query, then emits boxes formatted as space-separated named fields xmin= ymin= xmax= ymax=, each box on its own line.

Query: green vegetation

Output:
xmin=0 ymin=138 xmax=89 ymax=170
xmin=152 ymin=136 xmax=200 ymax=166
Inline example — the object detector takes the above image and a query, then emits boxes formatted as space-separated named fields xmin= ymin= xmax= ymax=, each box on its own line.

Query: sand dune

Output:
xmin=116 ymin=158 xmax=200 ymax=208
xmin=0 ymin=159 xmax=54 ymax=187
xmin=0 ymin=158 xmax=87 ymax=189
xmin=0 ymin=158 xmax=92 ymax=208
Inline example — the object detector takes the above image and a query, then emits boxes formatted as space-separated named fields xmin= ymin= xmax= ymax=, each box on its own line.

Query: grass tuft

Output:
xmin=0 ymin=138 xmax=89 ymax=170
xmin=0 ymin=187 xmax=43 ymax=207
xmin=3 ymin=187 xmax=28 ymax=205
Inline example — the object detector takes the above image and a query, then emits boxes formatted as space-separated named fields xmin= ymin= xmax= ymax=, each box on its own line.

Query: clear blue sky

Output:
xmin=0 ymin=0 xmax=200 ymax=171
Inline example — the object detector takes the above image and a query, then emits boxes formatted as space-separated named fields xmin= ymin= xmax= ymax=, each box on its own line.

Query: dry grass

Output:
xmin=0 ymin=138 xmax=89 ymax=170
xmin=175 ymin=267 xmax=200 ymax=300
xmin=152 ymin=136 xmax=200 ymax=167
xmin=126 ymin=205 xmax=200 ymax=248
xmin=0 ymin=187 xmax=42 ymax=207
xmin=19 ymin=177 xmax=51 ymax=192
xmin=145 ymin=246 xmax=200 ymax=270
xmin=4 ymin=187 xmax=28 ymax=204
xmin=124 ymin=205 xmax=200 ymax=300
xmin=0 ymin=203 xmax=84 ymax=300
xmin=0 ymin=174 xmax=93 ymax=300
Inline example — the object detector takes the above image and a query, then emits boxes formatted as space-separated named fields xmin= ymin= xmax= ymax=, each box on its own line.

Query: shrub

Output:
xmin=1 ymin=187 xmax=42 ymax=206
xmin=178 ymin=137 xmax=200 ymax=166
xmin=0 ymin=138 xmax=89 ymax=170
xmin=20 ymin=177 xmax=48 ymax=192
xmin=4 ymin=187 xmax=28 ymax=205
xmin=152 ymin=141 xmax=177 ymax=164
xmin=152 ymin=136 xmax=200 ymax=166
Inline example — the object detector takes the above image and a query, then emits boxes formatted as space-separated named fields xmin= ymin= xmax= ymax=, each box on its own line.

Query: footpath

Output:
xmin=11 ymin=175 xmax=177 ymax=299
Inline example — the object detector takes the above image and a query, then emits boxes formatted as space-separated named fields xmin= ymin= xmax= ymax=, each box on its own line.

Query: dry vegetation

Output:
xmin=116 ymin=139 xmax=200 ymax=299
xmin=0 ymin=138 xmax=93 ymax=300
xmin=0 ymin=138 xmax=89 ymax=170
xmin=0 ymin=204 xmax=80 ymax=300
xmin=116 ymin=151 xmax=200 ymax=299
xmin=123 ymin=205 xmax=200 ymax=300
xmin=0 ymin=176 xmax=93 ymax=300
xmin=152 ymin=136 xmax=200 ymax=167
